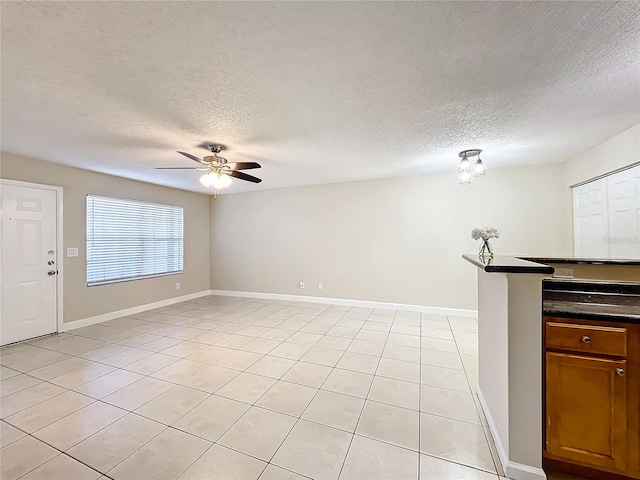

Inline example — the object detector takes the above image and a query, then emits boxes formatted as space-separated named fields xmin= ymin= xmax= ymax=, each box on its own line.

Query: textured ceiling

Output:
xmin=1 ymin=1 xmax=639 ymax=194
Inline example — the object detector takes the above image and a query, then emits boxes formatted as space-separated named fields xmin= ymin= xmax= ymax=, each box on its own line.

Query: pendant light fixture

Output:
xmin=458 ymin=149 xmax=486 ymax=185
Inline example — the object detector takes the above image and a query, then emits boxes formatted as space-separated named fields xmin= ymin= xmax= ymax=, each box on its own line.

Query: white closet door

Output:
xmin=607 ymin=165 xmax=640 ymax=259
xmin=573 ymin=178 xmax=609 ymax=258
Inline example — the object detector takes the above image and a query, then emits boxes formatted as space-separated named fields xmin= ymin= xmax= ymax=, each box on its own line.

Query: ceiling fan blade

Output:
xmin=228 ymin=170 xmax=262 ymax=183
xmin=155 ymin=167 xmax=204 ymax=170
xmin=177 ymin=151 xmax=208 ymax=165
xmin=226 ymin=162 xmax=261 ymax=170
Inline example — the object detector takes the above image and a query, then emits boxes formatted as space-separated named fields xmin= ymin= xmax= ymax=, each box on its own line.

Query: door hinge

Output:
xmin=547 ymin=416 xmax=551 ymax=426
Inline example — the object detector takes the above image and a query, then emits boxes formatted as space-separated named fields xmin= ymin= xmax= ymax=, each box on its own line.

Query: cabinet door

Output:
xmin=546 ymin=352 xmax=627 ymax=471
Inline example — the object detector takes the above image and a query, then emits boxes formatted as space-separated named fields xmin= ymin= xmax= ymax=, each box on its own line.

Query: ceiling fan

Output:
xmin=156 ymin=144 xmax=262 ymax=189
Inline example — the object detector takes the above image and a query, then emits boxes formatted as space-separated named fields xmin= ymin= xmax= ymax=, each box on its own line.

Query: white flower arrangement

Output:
xmin=471 ymin=227 xmax=500 ymax=241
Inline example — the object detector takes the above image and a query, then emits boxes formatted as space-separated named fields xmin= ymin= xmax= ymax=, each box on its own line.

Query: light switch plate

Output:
xmin=67 ymin=247 xmax=79 ymax=257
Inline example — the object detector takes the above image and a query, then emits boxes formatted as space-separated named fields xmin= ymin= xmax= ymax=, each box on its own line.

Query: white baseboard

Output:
xmin=505 ymin=462 xmax=547 ymax=480
xmin=477 ymin=386 xmax=510 ymax=474
xmin=60 ymin=290 xmax=211 ymax=332
xmin=477 ymin=386 xmax=547 ymax=480
xmin=209 ymin=289 xmax=477 ymax=317
xmin=61 ymin=289 xmax=477 ymax=332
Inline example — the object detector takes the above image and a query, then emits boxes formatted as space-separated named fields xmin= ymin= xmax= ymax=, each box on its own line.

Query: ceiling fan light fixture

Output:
xmin=199 ymin=171 xmax=217 ymax=187
xmin=158 ymin=145 xmax=263 ymax=194
xmin=211 ymin=173 xmax=232 ymax=189
xmin=200 ymin=171 xmax=232 ymax=189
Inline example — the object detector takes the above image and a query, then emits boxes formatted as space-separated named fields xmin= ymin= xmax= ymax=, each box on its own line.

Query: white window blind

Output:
xmin=86 ymin=195 xmax=184 ymax=286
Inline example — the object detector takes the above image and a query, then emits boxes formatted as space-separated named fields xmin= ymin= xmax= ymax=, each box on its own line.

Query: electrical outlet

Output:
xmin=67 ymin=247 xmax=79 ymax=257
xmin=299 ymin=281 xmax=305 ymax=289
xmin=176 ymin=282 xmax=181 ymax=290
xmin=318 ymin=282 xmax=323 ymax=290
xmin=553 ymin=268 xmax=574 ymax=278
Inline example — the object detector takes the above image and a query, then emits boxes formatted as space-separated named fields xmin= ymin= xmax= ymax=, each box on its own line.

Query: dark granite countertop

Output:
xmin=544 ymin=300 xmax=640 ymax=323
xmin=463 ymin=255 xmax=640 ymax=321
xmin=462 ymin=254 xmax=555 ymax=274
xmin=543 ymin=278 xmax=640 ymax=323
xmin=523 ymin=256 xmax=640 ymax=266
xmin=543 ymin=278 xmax=640 ymax=295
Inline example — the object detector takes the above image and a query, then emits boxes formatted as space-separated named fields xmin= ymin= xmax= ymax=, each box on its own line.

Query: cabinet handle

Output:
xmin=581 ymin=336 xmax=591 ymax=344
xmin=616 ymin=368 xmax=625 ymax=377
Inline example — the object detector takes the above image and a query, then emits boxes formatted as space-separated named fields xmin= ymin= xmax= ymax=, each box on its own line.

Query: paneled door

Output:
xmin=1 ymin=182 xmax=59 ymax=345
xmin=607 ymin=165 xmax=640 ymax=259
xmin=573 ymin=165 xmax=640 ymax=259
xmin=573 ymin=177 xmax=609 ymax=258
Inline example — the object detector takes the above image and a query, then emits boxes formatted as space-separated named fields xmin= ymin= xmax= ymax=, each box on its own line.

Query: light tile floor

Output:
xmin=0 ymin=295 xmax=511 ymax=480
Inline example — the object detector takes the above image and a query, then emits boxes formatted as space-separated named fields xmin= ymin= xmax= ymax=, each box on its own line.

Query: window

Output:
xmin=86 ymin=195 xmax=184 ymax=286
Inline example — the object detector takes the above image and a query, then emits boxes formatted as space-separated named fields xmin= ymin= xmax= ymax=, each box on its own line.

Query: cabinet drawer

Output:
xmin=546 ymin=322 xmax=627 ymax=357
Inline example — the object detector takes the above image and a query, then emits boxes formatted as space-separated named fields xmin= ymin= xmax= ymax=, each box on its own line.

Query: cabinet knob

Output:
xmin=581 ymin=336 xmax=591 ymax=344
xmin=616 ymin=368 xmax=625 ymax=377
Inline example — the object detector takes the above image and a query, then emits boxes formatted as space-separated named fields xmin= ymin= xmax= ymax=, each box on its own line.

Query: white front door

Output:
xmin=1 ymin=183 xmax=58 ymax=345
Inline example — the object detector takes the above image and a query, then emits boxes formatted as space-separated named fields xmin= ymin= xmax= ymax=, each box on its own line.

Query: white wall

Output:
xmin=563 ymin=123 xmax=640 ymax=251
xmin=210 ymin=163 xmax=569 ymax=310
xmin=564 ymin=123 xmax=639 ymax=187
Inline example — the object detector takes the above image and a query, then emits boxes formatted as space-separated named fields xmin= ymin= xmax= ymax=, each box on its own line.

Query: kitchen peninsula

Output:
xmin=463 ymin=255 xmax=553 ymax=480
xmin=464 ymin=254 xmax=640 ymax=480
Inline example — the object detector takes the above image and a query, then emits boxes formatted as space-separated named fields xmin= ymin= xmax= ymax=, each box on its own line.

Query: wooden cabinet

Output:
xmin=544 ymin=316 xmax=640 ymax=479
xmin=546 ymin=352 xmax=627 ymax=470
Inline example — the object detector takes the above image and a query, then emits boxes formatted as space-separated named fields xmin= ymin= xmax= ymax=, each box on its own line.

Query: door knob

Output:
xmin=581 ymin=336 xmax=591 ymax=344
xmin=616 ymin=368 xmax=625 ymax=377
xmin=48 ymin=260 xmax=55 ymax=265
xmin=48 ymin=270 xmax=56 ymax=275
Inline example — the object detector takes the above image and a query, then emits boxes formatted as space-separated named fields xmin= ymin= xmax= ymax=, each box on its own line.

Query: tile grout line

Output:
xmin=4 ymin=311 xmax=479 ymax=427
xmin=2 ymin=296 xmax=492 ymax=480
xmin=335 ymin=308 xmax=395 ymax=480
xmin=106 ymin=303 xmax=356 ymax=479
xmin=261 ymin=308 xmax=367 ymax=474
xmin=265 ymin=306 xmax=382 ymax=478
xmin=451 ymin=314 xmax=502 ymax=477
xmin=4 ymin=337 xmax=468 ymax=429
xmin=5 ymin=420 xmax=116 ymax=480
xmin=36 ymin=299 xmax=298 ymax=479
xmin=418 ymin=312 xmax=423 ymax=479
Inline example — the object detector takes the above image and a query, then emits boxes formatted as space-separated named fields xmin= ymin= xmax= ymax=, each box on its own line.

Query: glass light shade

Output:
xmin=458 ymin=157 xmax=471 ymax=172
xmin=199 ymin=171 xmax=217 ymax=187
xmin=473 ymin=158 xmax=486 ymax=177
xmin=458 ymin=170 xmax=471 ymax=185
xmin=211 ymin=173 xmax=232 ymax=189
xmin=200 ymin=172 xmax=232 ymax=189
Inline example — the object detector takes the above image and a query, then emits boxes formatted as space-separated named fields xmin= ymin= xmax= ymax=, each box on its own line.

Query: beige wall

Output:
xmin=1 ymin=152 xmax=211 ymax=323
xmin=562 ymin=123 xmax=640 ymax=251
xmin=210 ymin=164 xmax=570 ymax=310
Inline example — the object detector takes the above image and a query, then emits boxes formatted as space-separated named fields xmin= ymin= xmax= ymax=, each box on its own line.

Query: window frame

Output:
xmin=86 ymin=194 xmax=184 ymax=287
